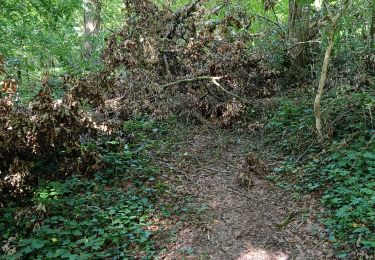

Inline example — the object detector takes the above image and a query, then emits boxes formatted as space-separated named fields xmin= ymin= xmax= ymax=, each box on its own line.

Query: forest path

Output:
xmin=160 ymin=125 xmax=333 ymax=260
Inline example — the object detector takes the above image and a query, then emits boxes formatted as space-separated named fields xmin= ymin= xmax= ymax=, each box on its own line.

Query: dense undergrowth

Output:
xmin=1 ymin=0 xmax=374 ymax=258
xmin=0 ymin=118 xmax=181 ymax=259
xmin=265 ymin=89 xmax=374 ymax=257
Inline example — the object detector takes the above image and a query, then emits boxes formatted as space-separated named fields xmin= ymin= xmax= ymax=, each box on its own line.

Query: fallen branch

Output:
xmin=288 ymin=40 xmax=321 ymax=50
xmin=204 ymin=85 xmax=225 ymax=102
xmin=159 ymin=76 xmax=223 ymax=88
xmin=159 ymin=76 xmax=249 ymax=103
xmin=211 ymin=77 xmax=249 ymax=104
xmin=165 ymin=0 xmax=203 ymax=39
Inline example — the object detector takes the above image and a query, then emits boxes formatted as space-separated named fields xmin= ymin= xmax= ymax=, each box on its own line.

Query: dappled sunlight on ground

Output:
xmin=161 ymin=127 xmax=334 ymax=259
xmin=237 ymin=245 xmax=289 ymax=260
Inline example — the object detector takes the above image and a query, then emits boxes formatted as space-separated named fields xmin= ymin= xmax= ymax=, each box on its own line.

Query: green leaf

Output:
xmin=31 ymin=239 xmax=45 ymax=249
xmin=360 ymin=188 xmax=374 ymax=195
xmin=353 ymin=227 xmax=370 ymax=234
xmin=363 ymin=152 xmax=375 ymax=160
xmin=72 ymin=230 xmax=82 ymax=236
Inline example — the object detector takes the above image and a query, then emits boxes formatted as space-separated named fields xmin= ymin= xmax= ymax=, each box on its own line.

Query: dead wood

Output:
xmin=165 ymin=0 xmax=204 ymax=39
xmin=100 ymin=0 xmax=279 ymax=125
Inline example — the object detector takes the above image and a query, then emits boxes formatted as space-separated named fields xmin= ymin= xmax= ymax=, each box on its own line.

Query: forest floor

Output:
xmin=157 ymin=124 xmax=335 ymax=260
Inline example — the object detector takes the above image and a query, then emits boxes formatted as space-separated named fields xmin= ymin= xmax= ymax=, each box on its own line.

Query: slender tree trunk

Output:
xmin=314 ymin=31 xmax=334 ymax=140
xmin=16 ymin=62 xmax=22 ymax=85
xmin=83 ymin=0 xmax=101 ymax=58
xmin=25 ymin=58 xmax=30 ymax=85
xmin=370 ymin=8 xmax=375 ymax=41
xmin=314 ymin=0 xmax=350 ymax=140
xmin=0 ymin=55 xmax=4 ymax=75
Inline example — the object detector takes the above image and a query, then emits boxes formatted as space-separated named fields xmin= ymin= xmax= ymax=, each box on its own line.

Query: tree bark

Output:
xmin=288 ymin=0 xmax=311 ymax=66
xmin=83 ymin=0 xmax=101 ymax=58
xmin=314 ymin=0 xmax=350 ymax=140
xmin=0 ymin=55 xmax=4 ymax=75
xmin=370 ymin=8 xmax=375 ymax=41
xmin=314 ymin=31 xmax=334 ymax=140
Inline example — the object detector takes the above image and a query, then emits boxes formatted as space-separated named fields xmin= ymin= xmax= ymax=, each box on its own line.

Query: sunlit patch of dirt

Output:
xmin=237 ymin=247 xmax=289 ymax=260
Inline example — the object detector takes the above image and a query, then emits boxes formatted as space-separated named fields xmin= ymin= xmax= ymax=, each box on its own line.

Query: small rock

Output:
xmin=233 ymin=230 xmax=242 ymax=239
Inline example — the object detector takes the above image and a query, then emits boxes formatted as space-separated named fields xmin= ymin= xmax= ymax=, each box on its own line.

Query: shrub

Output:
xmin=267 ymin=89 xmax=374 ymax=256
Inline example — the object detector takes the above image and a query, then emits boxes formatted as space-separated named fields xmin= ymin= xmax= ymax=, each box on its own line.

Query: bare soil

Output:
xmin=158 ymin=125 xmax=334 ymax=260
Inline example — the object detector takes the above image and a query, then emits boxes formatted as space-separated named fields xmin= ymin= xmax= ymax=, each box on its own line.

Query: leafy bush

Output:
xmin=267 ymin=90 xmax=375 ymax=256
xmin=1 ymin=177 xmax=155 ymax=259
xmin=0 ymin=119 xmax=168 ymax=259
xmin=266 ymin=97 xmax=316 ymax=155
xmin=320 ymin=140 xmax=374 ymax=252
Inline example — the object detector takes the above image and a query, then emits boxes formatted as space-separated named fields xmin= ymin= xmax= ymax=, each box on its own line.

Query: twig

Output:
xmin=205 ymin=5 xmax=224 ymax=16
xmin=248 ymin=32 xmax=265 ymax=37
xmin=103 ymin=25 xmax=116 ymax=34
xmin=294 ymin=142 xmax=315 ymax=163
xmin=201 ymin=166 xmax=231 ymax=174
xmin=165 ymin=0 xmax=203 ymax=39
xmin=288 ymin=40 xmax=321 ymax=50
xmin=223 ymin=185 xmax=253 ymax=200
xmin=350 ymin=133 xmax=375 ymax=170
xmin=159 ymin=76 xmax=249 ymax=104
xmin=271 ymin=6 xmax=281 ymax=31
xmin=163 ymin=54 xmax=172 ymax=76
xmin=159 ymin=76 xmax=223 ymax=88
xmin=211 ymin=77 xmax=249 ymax=104
xmin=251 ymin=13 xmax=286 ymax=36
xmin=274 ymin=211 xmax=300 ymax=230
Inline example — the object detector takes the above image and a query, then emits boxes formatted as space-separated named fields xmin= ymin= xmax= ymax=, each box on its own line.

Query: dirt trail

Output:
xmin=161 ymin=126 xmax=334 ymax=260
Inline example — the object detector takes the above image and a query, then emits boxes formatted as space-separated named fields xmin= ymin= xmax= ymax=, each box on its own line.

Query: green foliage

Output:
xmin=1 ymin=0 xmax=374 ymax=258
xmin=1 ymin=177 xmax=156 ymax=259
xmin=0 ymin=0 xmax=81 ymax=72
xmin=267 ymin=90 xmax=375 ymax=256
xmin=0 ymin=119 xmax=171 ymax=259
xmin=266 ymin=97 xmax=316 ymax=155
xmin=319 ymin=140 xmax=374 ymax=251
xmin=0 ymin=0 xmax=124 ymax=87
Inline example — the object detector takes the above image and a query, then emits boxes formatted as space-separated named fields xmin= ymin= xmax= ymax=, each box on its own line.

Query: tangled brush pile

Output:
xmin=0 ymin=77 xmax=107 ymax=200
xmin=101 ymin=0 xmax=280 ymax=125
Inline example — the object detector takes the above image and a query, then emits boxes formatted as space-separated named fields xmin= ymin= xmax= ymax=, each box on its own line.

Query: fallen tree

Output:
xmin=101 ymin=0 xmax=280 ymax=125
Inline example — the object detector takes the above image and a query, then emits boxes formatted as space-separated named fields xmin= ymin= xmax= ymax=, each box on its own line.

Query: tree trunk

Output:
xmin=314 ymin=31 xmax=334 ymax=140
xmin=83 ymin=0 xmax=101 ymax=58
xmin=16 ymin=61 xmax=22 ymax=85
xmin=0 ymin=55 xmax=4 ymax=75
xmin=370 ymin=8 xmax=375 ymax=41
xmin=314 ymin=0 xmax=350 ymax=140
xmin=288 ymin=0 xmax=311 ymax=66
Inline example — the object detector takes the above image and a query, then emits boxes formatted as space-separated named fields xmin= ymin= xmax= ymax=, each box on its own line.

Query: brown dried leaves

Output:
xmin=100 ymin=0 xmax=279 ymax=124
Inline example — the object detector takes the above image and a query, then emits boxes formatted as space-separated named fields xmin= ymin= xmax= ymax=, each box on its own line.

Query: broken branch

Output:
xmin=159 ymin=76 xmax=249 ymax=104
xmin=159 ymin=76 xmax=224 ymax=88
